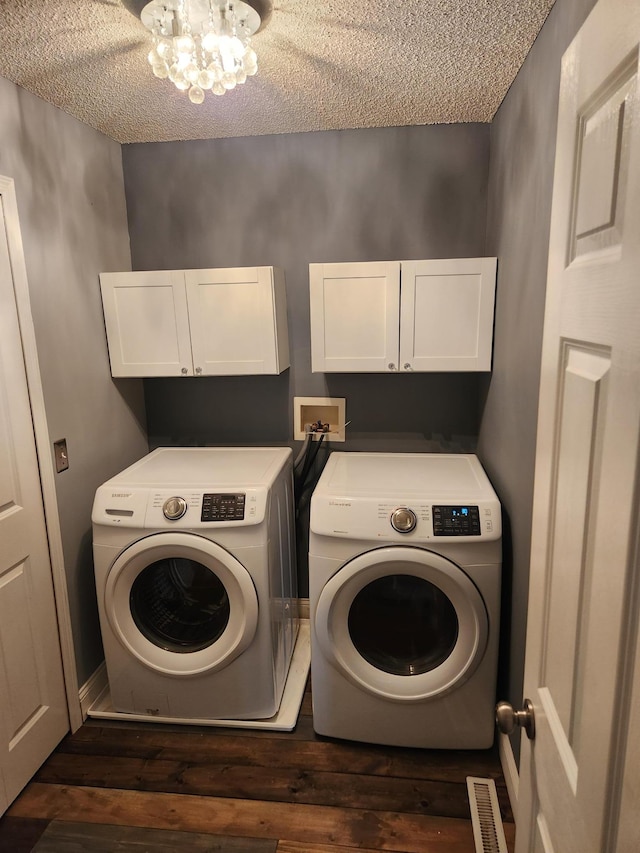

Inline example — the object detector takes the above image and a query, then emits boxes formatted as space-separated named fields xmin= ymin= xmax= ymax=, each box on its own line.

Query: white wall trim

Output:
xmin=499 ymin=732 xmax=519 ymax=821
xmin=0 ymin=174 xmax=82 ymax=732
xmin=79 ymin=661 xmax=108 ymax=719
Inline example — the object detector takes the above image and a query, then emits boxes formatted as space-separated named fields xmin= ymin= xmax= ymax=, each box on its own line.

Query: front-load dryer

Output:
xmin=309 ymin=452 xmax=501 ymax=749
xmin=92 ymin=447 xmax=298 ymax=720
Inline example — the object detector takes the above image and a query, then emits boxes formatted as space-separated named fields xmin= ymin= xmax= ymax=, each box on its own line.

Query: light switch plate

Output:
xmin=53 ymin=439 xmax=69 ymax=472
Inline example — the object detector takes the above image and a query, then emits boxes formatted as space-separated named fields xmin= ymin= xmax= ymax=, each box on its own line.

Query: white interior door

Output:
xmin=0 ymin=199 xmax=69 ymax=814
xmin=516 ymin=0 xmax=640 ymax=850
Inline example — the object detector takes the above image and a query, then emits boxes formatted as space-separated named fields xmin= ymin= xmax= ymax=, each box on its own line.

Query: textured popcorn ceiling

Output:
xmin=0 ymin=0 xmax=556 ymax=144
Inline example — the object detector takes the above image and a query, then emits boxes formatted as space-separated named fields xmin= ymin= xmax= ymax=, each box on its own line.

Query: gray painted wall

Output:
xmin=0 ymin=77 xmax=149 ymax=685
xmin=122 ymin=124 xmax=491 ymax=593
xmin=478 ymin=0 xmax=598 ymax=759
xmin=123 ymin=125 xmax=490 ymax=441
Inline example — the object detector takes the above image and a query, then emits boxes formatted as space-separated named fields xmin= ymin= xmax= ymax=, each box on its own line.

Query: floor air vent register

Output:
xmin=466 ymin=776 xmax=509 ymax=853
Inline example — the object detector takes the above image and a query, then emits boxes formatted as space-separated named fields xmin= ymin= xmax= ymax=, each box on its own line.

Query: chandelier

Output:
xmin=139 ymin=0 xmax=262 ymax=104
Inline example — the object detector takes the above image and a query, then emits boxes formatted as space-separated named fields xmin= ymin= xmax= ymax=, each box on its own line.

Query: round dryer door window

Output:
xmin=314 ymin=547 xmax=488 ymax=701
xmin=105 ymin=532 xmax=259 ymax=677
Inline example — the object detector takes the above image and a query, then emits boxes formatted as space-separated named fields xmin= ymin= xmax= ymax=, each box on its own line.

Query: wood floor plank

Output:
xmin=277 ymin=842 xmax=385 ymax=853
xmin=33 ymin=820 xmax=277 ymax=852
xmin=60 ymin=725 xmax=505 ymax=784
xmin=9 ymin=783 xmax=480 ymax=853
xmin=35 ymin=752 xmax=486 ymax=819
xmin=0 ymin=816 xmax=50 ymax=853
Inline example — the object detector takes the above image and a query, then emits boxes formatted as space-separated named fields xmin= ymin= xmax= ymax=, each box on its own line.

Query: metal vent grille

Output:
xmin=466 ymin=776 xmax=509 ymax=853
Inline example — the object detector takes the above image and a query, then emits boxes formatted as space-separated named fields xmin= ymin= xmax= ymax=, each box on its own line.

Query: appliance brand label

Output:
xmin=329 ymin=500 xmax=351 ymax=507
xmin=111 ymin=492 xmax=132 ymax=498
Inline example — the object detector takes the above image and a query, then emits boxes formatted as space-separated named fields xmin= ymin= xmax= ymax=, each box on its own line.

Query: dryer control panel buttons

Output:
xmin=432 ymin=505 xmax=481 ymax=536
xmin=162 ymin=496 xmax=188 ymax=520
xmin=390 ymin=507 xmax=417 ymax=533
xmin=201 ymin=493 xmax=246 ymax=522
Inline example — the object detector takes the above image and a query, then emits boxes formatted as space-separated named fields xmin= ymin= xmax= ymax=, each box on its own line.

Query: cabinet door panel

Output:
xmin=185 ymin=267 xmax=284 ymax=375
xmin=310 ymin=262 xmax=400 ymax=372
xmin=99 ymin=271 xmax=192 ymax=377
xmin=400 ymin=258 xmax=496 ymax=371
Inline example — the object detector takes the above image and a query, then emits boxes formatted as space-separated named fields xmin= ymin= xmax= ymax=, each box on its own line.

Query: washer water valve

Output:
xmin=306 ymin=420 xmax=330 ymax=434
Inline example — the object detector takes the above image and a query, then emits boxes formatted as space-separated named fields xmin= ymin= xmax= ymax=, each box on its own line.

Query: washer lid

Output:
xmin=92 ymin=446 xmax=291 ymax=529
xmin=98 ymin=446 xmax=292 ymax=490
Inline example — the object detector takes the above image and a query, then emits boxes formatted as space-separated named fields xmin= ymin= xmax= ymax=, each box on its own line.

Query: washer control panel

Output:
xmin=201 ymin=493 xmax=246 ymax=522
xmin=92 ymin=486 xmax=268 ymax=528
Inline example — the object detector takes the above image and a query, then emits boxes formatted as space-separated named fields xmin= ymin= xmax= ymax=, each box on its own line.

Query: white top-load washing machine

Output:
xmin=309 ymin=452 xmax=501 ymax=749
xmin=92 ymin=447 xmax=298 ymax=721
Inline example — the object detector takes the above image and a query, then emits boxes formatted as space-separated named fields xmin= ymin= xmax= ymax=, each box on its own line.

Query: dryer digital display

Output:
xmin=432 ymin=505 xmax=481 ymax=536
xmin=201 ymin=493 xmax=246 ymax=522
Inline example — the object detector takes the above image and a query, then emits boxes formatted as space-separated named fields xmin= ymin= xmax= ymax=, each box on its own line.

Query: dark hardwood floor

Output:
xmin=0 ymin=683 xmax=514 ymax=852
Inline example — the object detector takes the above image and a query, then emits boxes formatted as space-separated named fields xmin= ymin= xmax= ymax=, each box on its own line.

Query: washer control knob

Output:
xmin=390 ymin=507 xmax=417 ymax=533
xmin=163 ymin=496 xmax=188 ymax=521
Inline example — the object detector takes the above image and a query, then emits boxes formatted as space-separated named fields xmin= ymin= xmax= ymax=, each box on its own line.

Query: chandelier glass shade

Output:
xmin=140 ymin=0 xmax=260 ymax=104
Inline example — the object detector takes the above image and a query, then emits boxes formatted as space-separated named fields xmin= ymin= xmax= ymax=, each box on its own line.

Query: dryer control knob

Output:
xmin=163 ymin=496 xmax=188 ymax=520
xmin=391 ymin=507 xmax=417 ymax=533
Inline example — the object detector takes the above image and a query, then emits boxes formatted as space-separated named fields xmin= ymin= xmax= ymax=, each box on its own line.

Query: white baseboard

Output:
xmin=79 ymin=661 xmax=108 ymax=721
xmin=499 ymin=732 xmax=519 ymax=820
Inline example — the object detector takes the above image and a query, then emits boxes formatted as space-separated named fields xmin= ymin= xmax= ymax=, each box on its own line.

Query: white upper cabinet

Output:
xmin=309 ymin=257 xmax=496 ymax=373
xmin=99 ymin=266 xmax=289 ymax=378
xmin=309 ymin=261 xmax=401 ymax=373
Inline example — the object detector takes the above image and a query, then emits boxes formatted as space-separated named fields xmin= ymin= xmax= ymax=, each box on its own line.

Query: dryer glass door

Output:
xmin=315 ymin=546 xmax=488 ymax=701
xmin=348 ymin=573 xmax=459 ymax=676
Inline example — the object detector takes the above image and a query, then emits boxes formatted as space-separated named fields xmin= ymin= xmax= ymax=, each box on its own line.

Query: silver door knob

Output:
xmin=181 ymin=367 xmax=188 ymax=375
xmin=496 ymin=699 xmax=535 ymax=740
xmin=388 ymin=362 xmax=397 ymax=371
xmin=403 ymin=363 xmax=413 ymax=370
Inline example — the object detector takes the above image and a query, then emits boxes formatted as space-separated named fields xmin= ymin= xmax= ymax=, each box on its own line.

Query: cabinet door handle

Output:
xmin=388 ymin=363 xmax=397 ymax=371
xmin=195 ymin=367 xmax=202 ymax=375
xmin=181 ymin=367 xmax=189 ymax=375
xmin=403 ymin=363 xmax=413 ymax=371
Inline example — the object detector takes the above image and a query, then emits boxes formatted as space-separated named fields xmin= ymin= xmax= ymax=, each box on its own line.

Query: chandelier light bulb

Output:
xmin=185 ymin=62 xmax=200 ymax=83
xmin=156 ymin=39 xmax=172 ymax=58
xmin=140 ymin=0 xmax=261 ymax=103
xmin=152 ymin=61 xmax=170 ymax=79
xmin=198 ymin=69 xmax=215 ymax=89
xmin=188 ymin=85 xmax=206 ymax=104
